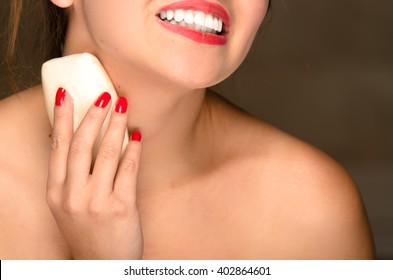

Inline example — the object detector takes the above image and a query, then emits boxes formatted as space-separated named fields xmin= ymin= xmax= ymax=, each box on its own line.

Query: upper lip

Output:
xmin=157 ymin=0 xmax=231 ymax=30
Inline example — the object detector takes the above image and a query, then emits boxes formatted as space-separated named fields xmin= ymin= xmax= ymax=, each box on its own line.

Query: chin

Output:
xmin=153 ymin=56 xmax=235 ymax=90
xmin=163 ymin=67 xmax=231 ymax=90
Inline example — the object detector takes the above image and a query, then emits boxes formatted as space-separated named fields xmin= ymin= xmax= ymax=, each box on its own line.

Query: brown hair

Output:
xmin=4 ymin=0 xmax=68 ymax=94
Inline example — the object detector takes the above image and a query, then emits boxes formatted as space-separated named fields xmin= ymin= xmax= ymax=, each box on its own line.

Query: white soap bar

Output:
xmin=42 ymin=53 xmax=129 ymax=157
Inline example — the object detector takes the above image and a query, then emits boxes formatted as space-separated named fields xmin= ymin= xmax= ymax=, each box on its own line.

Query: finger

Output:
xmin=114 ymin=130 xmax=142 ymax=202
xmin=47 ymin=87 xmax=74 ymax=192
xmin=66 ymin=92 xmax=112 ymax=187
xmin=92 ymin=97 xmax=129 ymax=197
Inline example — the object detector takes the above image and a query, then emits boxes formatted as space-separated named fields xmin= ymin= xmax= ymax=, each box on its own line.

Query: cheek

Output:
xmin=216 ymin=1 xmax=268 ymax=81
xmin=82 ymin=0 xmax=146 ymax=52
xmin=231 ymin=1 xmax=269 ymax=58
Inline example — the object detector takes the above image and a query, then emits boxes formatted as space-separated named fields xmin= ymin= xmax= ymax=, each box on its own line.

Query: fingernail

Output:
xmin=95 ymin=92 xmax=111 ymax=108
xmin=115 ymin=97 xmax=128 ymax=114
xmin=55 ymin=87 xmax=66 ymax=106
xmin=131 ymin=130 xmax=142 ymax=142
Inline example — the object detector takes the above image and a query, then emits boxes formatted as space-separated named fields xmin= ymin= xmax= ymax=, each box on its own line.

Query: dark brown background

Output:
xmin=1 ymin=0 xmax=392 ymax=259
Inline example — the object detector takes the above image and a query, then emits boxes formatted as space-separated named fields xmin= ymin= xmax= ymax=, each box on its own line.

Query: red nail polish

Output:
xmin=131 ymin=131 xmax=142 ymax=142
xmin=115 ymin=97 xmax=128 ymax=114
xmin=95 ymin=92 xmax=111 ymax=108
xmin=55 ymin=87 xmax=66 ymax=106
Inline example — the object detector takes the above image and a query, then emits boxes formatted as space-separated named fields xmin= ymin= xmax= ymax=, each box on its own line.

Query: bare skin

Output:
xmin=0 ymin=85 xmax=374 ymax=259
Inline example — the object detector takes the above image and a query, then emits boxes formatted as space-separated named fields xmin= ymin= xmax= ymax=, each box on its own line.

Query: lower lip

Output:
xmin=158 ymin=19 xmax=227 ymax=45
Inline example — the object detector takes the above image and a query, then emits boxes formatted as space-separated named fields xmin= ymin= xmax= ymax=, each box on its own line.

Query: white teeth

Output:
xmin=174 ymin=9 xmax=185 ymax=22
xmin=205 ymin=14 xmax=214 ymax=30
xmin=193 ymin=11 xmax=205 ymax=27
xmin=166 ymin=10 xmax=174 ymax=21
xmin=158 ymin=9 xmax=224 ymax=34
xmin=184 ymin=10 xmax=194 ymax=25
xmin=218 ymin=19 xmax=223 ymax=33
xmin=213 ymin=17 xmax=219 ymax=32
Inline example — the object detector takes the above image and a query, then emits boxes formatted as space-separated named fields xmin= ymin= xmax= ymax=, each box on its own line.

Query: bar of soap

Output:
xmin=42 ymin=53 xmax=129 ymax=157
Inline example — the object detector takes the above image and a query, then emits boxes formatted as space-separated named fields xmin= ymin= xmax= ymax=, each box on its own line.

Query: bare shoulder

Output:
xmin=262 ymin=135 xmax=375 ymax=259
xmin=0 ymin=89 xmax=33 ymax=169
xmin=0 ymin=86 xmax=49 ymax=135
xmin=210 ymin=93 xmax=375 ymax=259
xmin=0 ymin=86 xmax=50 ymax=166
xmin=0 ymin=86 xmax=58 ymax=259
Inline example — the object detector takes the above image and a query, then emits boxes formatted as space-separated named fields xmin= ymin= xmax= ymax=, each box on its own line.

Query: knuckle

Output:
xmin=46 ymin=189 xmax=61 ymax=209
xmin=99 ymin=143 xmax=118 ymax=161
xmin=87 ymin=199 xmax=104 ymax=217
xmin=112 ymin=199 xmax=130 ymax=217
xmin=121 ymin=157 xmax=138 ymax=172
xmin=62 ymin=196 xmax=81 ymax=214
xmin=69 ymin=137 xmax=89 ymax=156
xmin=50 ymin=134 xmax=65 ymax=151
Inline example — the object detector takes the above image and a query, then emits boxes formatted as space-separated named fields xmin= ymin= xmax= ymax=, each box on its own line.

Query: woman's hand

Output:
xmin=46 ymin=88 xmax=143 ymax=259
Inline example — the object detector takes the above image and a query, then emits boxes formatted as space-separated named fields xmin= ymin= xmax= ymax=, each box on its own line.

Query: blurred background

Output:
xmin=1 ymin=0 xmax=392 ymax=259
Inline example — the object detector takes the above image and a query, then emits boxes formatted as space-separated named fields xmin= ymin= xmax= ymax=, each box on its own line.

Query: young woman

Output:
xmin=0 ymin=0 xmax=374 ymax=259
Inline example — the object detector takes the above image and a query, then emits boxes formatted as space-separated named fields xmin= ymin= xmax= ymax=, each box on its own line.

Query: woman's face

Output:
xmin=75 ymin=0 xmax=269 ymax=89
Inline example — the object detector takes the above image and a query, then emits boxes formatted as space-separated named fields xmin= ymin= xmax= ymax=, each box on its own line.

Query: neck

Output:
xmin=129 ymin=70 xmax=213 ymax=183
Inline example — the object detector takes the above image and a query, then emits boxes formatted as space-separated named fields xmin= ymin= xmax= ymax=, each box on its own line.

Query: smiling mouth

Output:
xmin=158 ymin=9 xmax=225 ymax=36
